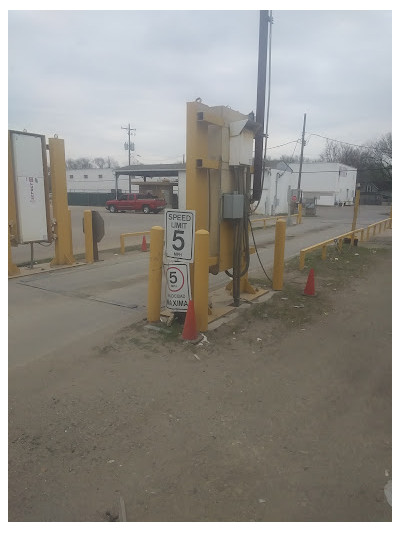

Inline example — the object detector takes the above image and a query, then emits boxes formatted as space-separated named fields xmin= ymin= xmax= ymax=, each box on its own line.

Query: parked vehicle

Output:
xmin=105 ymin=193 xmax=166 ymax=214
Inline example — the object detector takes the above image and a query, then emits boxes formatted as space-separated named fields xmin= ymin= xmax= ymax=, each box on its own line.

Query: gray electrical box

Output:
xmin=222 ymin=193 xmax=244 ymax=219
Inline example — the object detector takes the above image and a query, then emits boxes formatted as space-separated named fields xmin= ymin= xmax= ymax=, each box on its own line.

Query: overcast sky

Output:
xmin=8 ymin=7 xmax=392 ymax=167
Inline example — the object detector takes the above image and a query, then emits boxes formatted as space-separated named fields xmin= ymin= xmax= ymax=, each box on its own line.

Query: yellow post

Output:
xmin=84 ymin=210 xmax=94 ymax=263
xmin=297 ymin=203 xmax=302 ymax=224
xmin=68 ymin=209 xmax=74 ymax=258
xmin=299 ymin=250 xmax=306 ymax=270
xmin=366 ymin=226 xmax=371 ymax=240
xmin=373 ymin=224 xmax=377 ymax=236
xmin=186 ymin=102 xmax=210 ymax=234
xmin=321 ymin=245 xmax=327 ymax=261
xmin=49 ymin=138 xmax=75 ymax=266
xmin=351 ymin=184 xmax=361 ymax=245
xmin=8 ymin=225 xmax=20 ymax=276
xmin=272 ymin=219 xmax=286 ymax=290
xmin=194 ymin=229 xmax=209 ymax=332
xmin=389 ymin=207 xmax=392 ymax=229
xmin=147 ymin=226 xmax=164 ymax=323
xmin=120 ymin=235 xmax=125 ymax=255
xmin=338 ymin=238 xmax=343 ymax=250
xmin=8 ymin=132 xmax=20 ymax=245
xmin=360 ymin=229 xmax=365 ymax=242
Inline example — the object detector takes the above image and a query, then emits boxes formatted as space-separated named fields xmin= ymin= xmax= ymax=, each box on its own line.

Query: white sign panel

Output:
xmin=165 ymin=209 xmax=195 ymax=262
xmin=11 ymin=132 xmax=49 ymax=243
xmin=165 ymin=263 xmax=191 ymax=311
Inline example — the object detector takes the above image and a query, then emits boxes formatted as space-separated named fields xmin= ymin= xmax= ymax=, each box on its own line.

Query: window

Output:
xmin=69 ymin=174 xmax=74 ymax=179
xmin=98 ymin=174 xmax=103 ymax=179
xmin=84 ymin=174 xmax=88 ymax=179
xmin=366 ymin=184 xmax=373 ymax=192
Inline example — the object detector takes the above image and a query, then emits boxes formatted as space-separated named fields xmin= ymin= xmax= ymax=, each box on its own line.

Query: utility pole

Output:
xmin=121 ymin=123 xmax=136 ymax=166
xmin=297 ymin=113 xmax=307 ymax=203
xmin=252 ymin=10 xmax=270 ymax=203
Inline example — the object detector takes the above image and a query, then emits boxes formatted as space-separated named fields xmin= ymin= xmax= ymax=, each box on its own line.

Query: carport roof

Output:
xmin=115 ymin=163 xmax=186 ymax=178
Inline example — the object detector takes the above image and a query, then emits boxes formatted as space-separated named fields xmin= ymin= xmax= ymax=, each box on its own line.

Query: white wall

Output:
xmin=254 ymin=169 xmax=297 ymax=215
xmin=289 ymin=163 xmax=357 ymax=205
xmin=66 ymin=168 xmax=125 ymax=192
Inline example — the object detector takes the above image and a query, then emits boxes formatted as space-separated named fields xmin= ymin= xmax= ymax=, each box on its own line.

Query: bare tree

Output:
xmin=93 ymin=157 xmax=106 ymax=169
xmin=319 ymin=133 xmax=392 ymax=187
xmin=106 ymin=157 xmax=120 ymax=169
xmin=66 ymin=156 xmax=120 ymax=170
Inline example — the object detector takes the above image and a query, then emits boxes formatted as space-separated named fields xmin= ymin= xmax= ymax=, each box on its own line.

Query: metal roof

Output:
xmin=115 ymin=163 xmax=186 ymax=177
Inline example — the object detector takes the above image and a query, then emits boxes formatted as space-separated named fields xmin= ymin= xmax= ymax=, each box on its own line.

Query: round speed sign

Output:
xmin=166 ymin=265 xmax=185 ymax=292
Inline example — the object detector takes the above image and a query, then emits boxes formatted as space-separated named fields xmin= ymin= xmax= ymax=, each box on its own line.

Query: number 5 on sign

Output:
xmin=165 ymin=209 xmax=196 ymax=263
xmin=165 ymin=263 xmax=191 ymax=311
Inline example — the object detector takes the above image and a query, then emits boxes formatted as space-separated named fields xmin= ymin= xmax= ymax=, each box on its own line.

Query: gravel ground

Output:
xmin=8 ymin=236 xmax=392 ymax=522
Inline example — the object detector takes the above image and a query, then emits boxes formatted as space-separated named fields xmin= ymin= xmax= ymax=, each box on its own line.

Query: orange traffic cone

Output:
xmin=182 ymin=300 xmax=198 ymax=341
xmin=303 ymin=268 xmax=315 ymax=296
xmin=141 ymin=235 xmax=148 ymax=252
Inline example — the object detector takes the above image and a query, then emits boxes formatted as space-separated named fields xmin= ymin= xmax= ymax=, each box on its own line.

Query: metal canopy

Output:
xmin=115 ymin=163 xmax=185 ymax=178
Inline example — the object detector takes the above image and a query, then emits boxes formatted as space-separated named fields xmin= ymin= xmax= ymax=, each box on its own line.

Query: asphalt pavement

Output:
xmin=8 ymin=205 xmax=391 ymax=368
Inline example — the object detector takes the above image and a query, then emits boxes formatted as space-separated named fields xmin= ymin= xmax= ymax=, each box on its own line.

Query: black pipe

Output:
xmin=252 ymin=10 xmax=269 ymax=203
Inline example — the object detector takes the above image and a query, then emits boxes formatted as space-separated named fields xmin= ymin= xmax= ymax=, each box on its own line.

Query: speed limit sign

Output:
xmin=165 ymin=263 xmax=191 ymax=311
xmin=165 ymin=209 xmax=195 ymax=262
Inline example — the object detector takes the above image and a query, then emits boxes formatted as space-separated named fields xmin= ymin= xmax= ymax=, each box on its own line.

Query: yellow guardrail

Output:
xmin=251 ymin=212 xmax=300 ymax=228
xmin=120 ymin=231 xmax=151 ymax=254
xmin=299 ymin=217 xmax=392 ymax=270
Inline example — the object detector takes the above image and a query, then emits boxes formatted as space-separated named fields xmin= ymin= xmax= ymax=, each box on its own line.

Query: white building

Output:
xmin=255 ymin=162 xmax=357 ymax=215
xmin=289 ymin=162 xmax=357 ymax=207
xmin=66 ymin=168 xmax=121 ymax=193
xmin=66 ymin=162 xmax=357 ymax=213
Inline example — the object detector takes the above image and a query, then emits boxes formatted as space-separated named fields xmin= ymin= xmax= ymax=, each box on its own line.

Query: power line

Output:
xmin=267 ymin=140 xmax=299 ymax=150
xmin=308 ymin=132 xmax=390 ymax=154
xmin=282 ymin=167 xmax=391 ymax=174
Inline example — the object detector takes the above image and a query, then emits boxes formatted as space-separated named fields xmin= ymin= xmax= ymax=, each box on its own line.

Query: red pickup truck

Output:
xmin=105 ymin=193 xmax=166 ymax=214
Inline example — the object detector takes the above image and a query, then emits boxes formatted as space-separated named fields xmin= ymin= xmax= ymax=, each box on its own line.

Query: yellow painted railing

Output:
xmin=299 ymin=217 xmax=391 ymax=270
xmin=251 ymin=213 xmax=299 ymax=228
xmin=120 ymin=231 xmax=151 ymax=254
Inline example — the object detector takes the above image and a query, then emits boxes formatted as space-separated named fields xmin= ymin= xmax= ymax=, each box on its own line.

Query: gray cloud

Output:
xmin=8 ymin=9 xmax=392 ymax=165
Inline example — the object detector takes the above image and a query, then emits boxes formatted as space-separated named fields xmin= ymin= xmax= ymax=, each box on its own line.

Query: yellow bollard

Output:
xmin=8 ymin=225 xmax=20 ymax=276
xmin=366 ymin=226 xmax=371 ymax=240
xmin=321 ymin=245 xmax=327 ymax=261
xmin=299 ymin=250 xmax=306 ymax=270
xmin=49 ymin=138 xmax=75 ymax=266
xmin=84 ymin=210 xmax=94 ymax=263
xmin=297 ymin=203 xmax=302 ymax=224
xmin=194 ymin=229 xmax=209 ymax=332
xmin=338 ymin=238 xmax=343 ymax=250
xmin=147 ymin=226 xmax=164 ymax=323
xmin=351 ymin=184 xmax=360 ymax=245
xmin=360 ymin=229 xmax=365 ymax=242
xmin=273 ymin=219 xmax=286 ymax=290
xmin=120 ymin=234 xmax=125 ymax=255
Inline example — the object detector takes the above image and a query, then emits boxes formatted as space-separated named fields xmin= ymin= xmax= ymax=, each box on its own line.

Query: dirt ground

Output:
xmin=8 ymin=236 xmax=392 ymax=522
